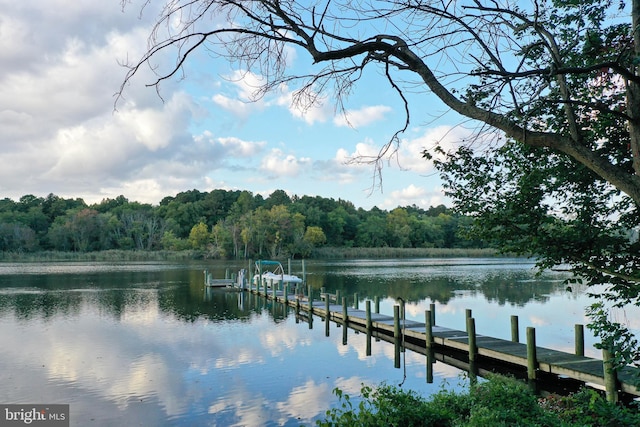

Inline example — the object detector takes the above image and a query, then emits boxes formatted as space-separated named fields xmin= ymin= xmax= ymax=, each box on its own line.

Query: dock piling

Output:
xmin=394 ymin=305 xmax=401 ymax=369
xmin=575 ymin=324 xmax=584 ymax=356
xmin=425 ymin=309 xmax=434 ymax=384
xmin=430 ymin=303 xmax=436 ymax=325
xmin=342 ymin=297 xmax=348 ymax=345
xmin=366 ymin=300 xmax=372 ymax=356
xmin=467 ymin=317 xmax=477 ymax=362
xmin=603 ymin=348 xmax=619 ymax=403
xmin=325 ymin=296 xmax=330 ymax=337
xmin=526 ymin=327 xmax=538 ymax=381
xmin=425 ymin=310 xmax=433 ymax=350
xmin=341 ymin=297 xmax=348 ymax=325
xmin=511 ymin=315 xmax=519 ymax=342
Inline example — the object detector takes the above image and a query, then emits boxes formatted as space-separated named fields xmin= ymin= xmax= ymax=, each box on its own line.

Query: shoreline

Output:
xmin=0 ymin=247 xmax=503 ymax=263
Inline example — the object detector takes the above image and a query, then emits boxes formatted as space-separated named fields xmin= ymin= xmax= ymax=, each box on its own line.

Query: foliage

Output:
xmin=188 ymin=222 xmax=211 ymax=250
xmin=317 ymin=375 xmax=640 ymax=427
xmin=539 ymin=388 xmax=640 ymax=427
xmin=0 ymin=191 xmax=480 ymax=258
xmin=587 ymin=302 xmax=640 ymax=375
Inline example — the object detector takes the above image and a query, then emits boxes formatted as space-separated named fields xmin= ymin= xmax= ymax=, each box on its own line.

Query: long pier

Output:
xmin=235 ymin=277 xmax=640 ymax=403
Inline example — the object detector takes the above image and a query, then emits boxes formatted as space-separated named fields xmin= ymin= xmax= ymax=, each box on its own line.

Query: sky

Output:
xmin=0 ymin=0 xmax=473 ymax=211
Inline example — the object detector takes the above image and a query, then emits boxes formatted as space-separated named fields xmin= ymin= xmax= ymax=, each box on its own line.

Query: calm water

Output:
xmin=0 ymin=258 xmax=635 ymax=426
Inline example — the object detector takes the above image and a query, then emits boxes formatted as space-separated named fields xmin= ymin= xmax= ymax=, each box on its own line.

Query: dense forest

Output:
xmin=0 ymin=190 xmax=485 ymax=258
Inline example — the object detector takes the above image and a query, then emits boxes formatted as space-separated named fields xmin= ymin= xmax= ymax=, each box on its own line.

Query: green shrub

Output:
xmin=316 ymin=375 xmax=640 ymax=427
xmin=539 ymin=388 xmax=640 ymax=427
xmin=317 ymin=383 xmax=456 ymax=427
xmin=466 ymin=374 xmax=557 ymax=426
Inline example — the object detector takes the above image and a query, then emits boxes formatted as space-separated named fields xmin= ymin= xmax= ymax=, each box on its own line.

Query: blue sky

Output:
xmin=0 ymin=0 xmax=473 ymax=210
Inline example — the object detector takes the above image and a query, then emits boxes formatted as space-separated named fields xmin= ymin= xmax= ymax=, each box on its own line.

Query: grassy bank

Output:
xmin=0 ymin=247 xmax=501 ymax=263
xmin=311 ymin=246 xmax=500 ymax=259
xmin=0 ymin=250 xmax=203 ymax=262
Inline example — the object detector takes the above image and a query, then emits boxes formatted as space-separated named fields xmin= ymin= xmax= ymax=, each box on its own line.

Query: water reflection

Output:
xmin=304 ymin=258 xmax=570 ymax=307
xmin=0 ymin=259 xmax=629 ymax=426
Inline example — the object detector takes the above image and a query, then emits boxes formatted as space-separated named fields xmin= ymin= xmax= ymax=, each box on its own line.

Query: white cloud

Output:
xmin=335 ymin=139 xmax=382 ymax=165
xmin=260 ymin=148 xmax=311 ymax=178
xmin=274 ymin=83 xmax=333 ymax=125
xmin=216 ymin=136 xmax=267 ymax=157
xmin=212 ymin=70 xmax=334 ymax=124
xmin=397 ymin=125 xmax=473 ymax=173
xmin=381 ymin=184 xmax=447 ymax=209
xmin=212 ymin=70 xmax=269 ymax=118
xmin=334 ymin=105 xmax=392 ymax=128
xmin=393 ymin=184 xmax=427 ymax=199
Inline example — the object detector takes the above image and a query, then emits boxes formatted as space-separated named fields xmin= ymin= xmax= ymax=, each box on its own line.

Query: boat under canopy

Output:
xmin=253 ymin=260 xmax=303 ymax=286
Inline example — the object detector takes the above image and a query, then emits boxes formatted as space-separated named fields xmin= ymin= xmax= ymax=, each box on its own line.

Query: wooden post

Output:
xmin=325 ymin=296 xmax=330 ymax=337
xmin=430 ymin=303 xmax=436 ymax=325
xmin=288 ymin=258 xmax=291 ymax=275
xmin=425 ymin=309 xmax=434 ymax=384
xmin=374 ymin=296 xmax=380 ymax=313
xmin=603 ymin=348 xmax=619 ymax=403
xmin=342 ymin=297 xmax=348 ymax=345
xmin=526 ymin=327 xmax=537 ymax=381
xmin=467 ymin=317 xmax=477 ymax=362
xmin=468 ymin=316 xmax=478 ymax=385
xmin=341 ymin=297 xmax=348 ymax=325
xmin=354 ymin=293 xmax=359 ymax=309
xmin=425 ymin=310 xmax=433 ymax=350
xmin=575 ymin=324 xmax=584 ymax=357
xmin=511 ymin=315 xmax=519 ymax=342
xmin=394 ymin=305 xmax=401 ymax=369
xmin=336 ymin=290 xmax=341 ymax=305
xmin=284 ymin=284 xmax=289 ymax=304
xmin=366 ymin=300 xmax=372 ymax=356
xmin=465 ymin=309 xmax=472 ymax=332
xmin=308 ymin=285 xmax=313 ymax=313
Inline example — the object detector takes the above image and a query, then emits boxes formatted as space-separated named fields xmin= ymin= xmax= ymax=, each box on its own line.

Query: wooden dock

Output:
xmin=203 ymin=269 xmax=235 ymax=287
xmin=241 ymin=280 xmax=640 ymax=401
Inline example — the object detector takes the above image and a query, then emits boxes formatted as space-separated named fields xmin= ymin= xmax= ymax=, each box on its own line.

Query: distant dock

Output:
xmin=203 ymin=269 xmax=235 ymax=287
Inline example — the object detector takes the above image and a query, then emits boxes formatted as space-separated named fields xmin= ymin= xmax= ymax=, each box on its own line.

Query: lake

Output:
xmin=0 ymin=258 xmax=634 ymax=426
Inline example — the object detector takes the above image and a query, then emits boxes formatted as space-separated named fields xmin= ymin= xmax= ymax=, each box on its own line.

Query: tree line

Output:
xmin=0 ymin=190 xmax=484 ymax=258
